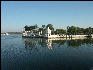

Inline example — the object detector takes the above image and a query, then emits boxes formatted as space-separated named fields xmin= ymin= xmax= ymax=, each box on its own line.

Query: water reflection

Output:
xmin=67 ymin=38 xmax=93 ymax=47
xmin=2 ymin=35 xmax=93 ymax=70
xmin=23 ymin=38 xmax=93 ymax=50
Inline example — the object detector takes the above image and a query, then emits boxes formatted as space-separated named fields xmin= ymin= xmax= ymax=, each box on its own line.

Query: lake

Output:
xmin=1 ymin=34 xmax=93 ymax=70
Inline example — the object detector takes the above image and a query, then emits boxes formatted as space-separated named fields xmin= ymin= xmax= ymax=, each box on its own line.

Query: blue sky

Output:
xmin=1 ymin=1 xmax=93 ymax=32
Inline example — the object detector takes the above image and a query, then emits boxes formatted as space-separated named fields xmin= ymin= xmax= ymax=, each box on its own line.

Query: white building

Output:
xmin=45 ymin=27 xmax=51 ymax=37
xmin=45 ymin=27 xmax=64 ymax=38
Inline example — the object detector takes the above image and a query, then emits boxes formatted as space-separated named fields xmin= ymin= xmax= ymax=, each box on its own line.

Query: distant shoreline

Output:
xmin=1 ymin=32 xmax=22 ymax=34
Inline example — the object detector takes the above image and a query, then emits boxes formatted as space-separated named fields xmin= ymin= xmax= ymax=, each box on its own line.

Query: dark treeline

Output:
xmin=24 ymin=24 xmax=93 ymax=35
xmin=7 ymin=32 xmax=22 ymax=34
xmin=67 ymin=26 xmax=93 ymax=35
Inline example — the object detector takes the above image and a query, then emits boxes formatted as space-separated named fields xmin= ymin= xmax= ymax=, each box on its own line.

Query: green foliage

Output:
xmin=55 ymin=29 xmax=66 ymax=34
xmin=85 ymin=27 xmax=92 ymax=35
xmin=47 ymin=24 xmax=54 ymax=30
xmin=67 ymin=26 xmax=93 ymax=35
xmin=24 ymin=24 xmax=38 ymax=31
xmin=67 ymin=26 xmax=77 ymax=35
xmin=42 ymin=25 xmax=46 ymax=28
xmin=24 ymin=24 xmax=93 ymax=35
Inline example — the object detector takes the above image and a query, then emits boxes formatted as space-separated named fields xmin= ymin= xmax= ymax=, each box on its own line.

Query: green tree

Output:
xmin=56 ymin=29 xmax=66 ymax=34
xmin=67 ymin=26 xmax=77 ymax=35
xmin=86 ymin=27 xmax=92 ymax=35
xmin=42 ymin=25 xmax=46 ymax=29
xmin=24 ymin=24 xmax=38 ymax=31
xmin=24 ymin=25 xmax=30 ymax=31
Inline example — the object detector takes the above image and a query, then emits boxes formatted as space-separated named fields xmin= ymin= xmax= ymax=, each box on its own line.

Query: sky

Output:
xmin=1 ymin=1 xmax=93 ymax=33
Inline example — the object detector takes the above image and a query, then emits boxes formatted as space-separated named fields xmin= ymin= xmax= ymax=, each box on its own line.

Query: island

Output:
xmin=22 ymin=24 xmax=93 ymax=39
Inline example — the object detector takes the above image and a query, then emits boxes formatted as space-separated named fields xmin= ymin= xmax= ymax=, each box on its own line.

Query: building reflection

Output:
xmin=22 ymin=38 xmax=93 ymax=51
xmin=47 ymin=39 xmax=52 ymax=50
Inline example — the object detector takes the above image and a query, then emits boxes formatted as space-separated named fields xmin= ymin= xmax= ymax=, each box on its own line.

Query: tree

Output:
xmin=56 ymin=29 xmax=66 ymax=34
xmin=92 ymin=28 xmax=93 ymax=34
xmin=24 ymin=25 xmax=30 ymax=31
xmin=85 ymin=27 xmax=92 ymax=35
xmin=67 ymin=26 xmax=84 ymax=35
xmin=24 ymin=24 xmax=38 ymax=31
xmin=34 ymin=24 xmax=38 ymax=29
xmin=67 ymin=26 xmax=77 ymax=35
xmin=67 ymin=26 xmax=70 ymax=35
xmin=42 ymin=25 xmax=46 ymax=29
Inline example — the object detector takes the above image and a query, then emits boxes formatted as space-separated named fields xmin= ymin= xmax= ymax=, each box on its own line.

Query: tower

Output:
xmin=46 ymin=27 xmax=51 ymax=37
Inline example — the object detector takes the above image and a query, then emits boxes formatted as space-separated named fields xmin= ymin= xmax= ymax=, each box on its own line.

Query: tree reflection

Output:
xmin=53 ymin=40 xmax=66 ymax=47
xmin=84 ymin=38 xmax=93 ymax=45
xmin=23 ymin=38 xmax=38 ymax=51
xmin=67 ymin=39 xmax=84 ymax=47
xmin=37 ymin=38 xmax=47 ymax=47
xmin=67 ymin=38 xmax=93 ymax=47
xmin=22 ymin=38 xmax=93 ymax=51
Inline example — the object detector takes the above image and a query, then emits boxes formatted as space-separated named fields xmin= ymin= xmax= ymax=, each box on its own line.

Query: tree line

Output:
xmin=24 ymin=24 xmax=93 ymax=35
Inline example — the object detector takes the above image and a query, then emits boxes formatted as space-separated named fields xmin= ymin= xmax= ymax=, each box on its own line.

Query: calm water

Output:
xmin=1 ymin=34 xmax=93 ymax=70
